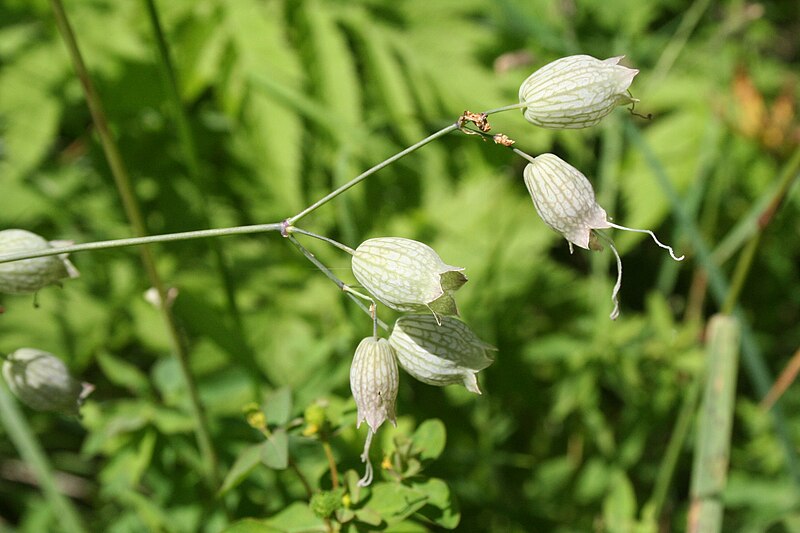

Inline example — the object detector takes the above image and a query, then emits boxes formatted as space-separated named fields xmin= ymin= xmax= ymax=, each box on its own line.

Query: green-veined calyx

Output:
xmin=351 ymin=237 xmax=466 ymax=317
xmin=519 ymin=55 xmax=638 ymax=129
xmin=523 ymin=153 xmax=611 ymax=252
xmin=0 ymin=229 xmax=79 ymax=294
xmin=2 ymin=348 xmax=93 ymax=415
xmin=350 ymin=337 xmax=399 ymax=432
xmin=523 ymin=153 xmax=684 ymax=320
xmin=389 ymin=314 xmax=495 ymax=394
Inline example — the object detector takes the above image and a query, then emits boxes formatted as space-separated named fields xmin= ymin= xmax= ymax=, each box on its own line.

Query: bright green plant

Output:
xmin=1 ymin=1 xmax=799 ymax=532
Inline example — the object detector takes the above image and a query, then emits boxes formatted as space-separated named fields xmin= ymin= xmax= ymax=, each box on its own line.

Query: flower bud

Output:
xmin=350 ymin=337 xmax=399 ymax=432
xmin=2 ymin=348 xmax=93 ymax=415
xmin=351 ymin=237 xmax=466 ymax=317
xmin=523 ymin=153 xmax=611 ymax=251
xmin=0 ymin=229 xmax=79 ymax=294
xmin=389 ymin=315 xmax=495 ymax=394
xmin=519 ymin=55 xmax=638 ymax=129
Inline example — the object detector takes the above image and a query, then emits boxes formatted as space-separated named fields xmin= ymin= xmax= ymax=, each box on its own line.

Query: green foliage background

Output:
xmin=1 ymin=0 xmax=799 ymax=531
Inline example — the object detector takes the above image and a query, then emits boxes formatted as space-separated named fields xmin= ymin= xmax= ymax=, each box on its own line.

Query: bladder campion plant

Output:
xmin=0 ymin=49 xmax=683 ymax=529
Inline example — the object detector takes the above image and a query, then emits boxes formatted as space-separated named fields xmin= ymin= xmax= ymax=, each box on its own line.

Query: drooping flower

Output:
xmin=2 ymin=348 xmax=93 ymax=415
xmin=350 ymin=337 xmax=399 ymax=432
xmin=389 ymin=315 xmax=495 ymax=394
xmin=524 ymin=153 xmax=612 ymax=252
xmin=0 ymin=229 xmax=79 ymax=294
xmin=351 ymin=237 xmax=467 ymax=318
xmin=349 ymin=336 xmax=399 ymax=486
xmin=519 ymin=55 xmax=638 ymax=129
xmin=523 ymin=153 xmax=684 ymax=319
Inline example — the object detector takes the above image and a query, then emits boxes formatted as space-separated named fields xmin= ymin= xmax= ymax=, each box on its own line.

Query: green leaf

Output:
xmin=366 ymin=483 xmax=428 ymax=525
xmin=412 ymin=418 xmax=446 ymax=461
xmin=264 ymin=386 xmax=292 ymax=426
xmin=602 ymin=471 xmax=637 ymax=533
xmin=410 ymin=478 xmax=460 ymax=529
xmin=221 ymin=518 xmax=281 ymax=533
xmin=256 ymin=502 xmax=327 ymax=533
xmin=218 ymin=444 xmax=262 ymax=496
xmin=260 ymin=428 xmax=289 ymax=470
xmin=96 ymin=350 xmax=150 ymax=394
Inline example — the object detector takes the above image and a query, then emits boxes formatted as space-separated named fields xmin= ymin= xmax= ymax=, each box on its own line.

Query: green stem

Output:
xmin=643 ymin=373 xmax=703 ymax=522
xmin=50 ymin=0 xmax=220 ymax=489
xmin=286 ymin=235 xmax=388 ymax=331
xmin=0 ymin=224 xmax=283 ymax=264
xmin=688 ymin=314 xmax=741 ymax=533
xmin=287 ymin=124 xmax=459 ymax=224
xmin=482 ymin=102 xmax=529 ymax=114
xmin=287 ymin=227 xmax=356 ymax=255
xmin=0 ymin=383 xmax=87 ymax=533
xmin=321 ymin=440 xmax=340 ymax=490
xmin=283 ymin=99 xmax=527 ymax=225
xmin=721 ymin=234 xmax=760 ymax=315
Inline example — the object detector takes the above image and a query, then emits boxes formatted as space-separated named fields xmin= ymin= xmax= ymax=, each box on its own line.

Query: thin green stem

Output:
xmin=288 ymin=227 xmax=356 ymax=255
xmin=644 ymin=374 xmax=703 ymax=521
xmin=0 ymin=383 xmax=87 ymax=533
xmin=0 ymin=224 xmax=283 ymax=264
xmin=322 ymin=440 xmax=340 ymax=490
xmin=288 ymin=123 xmax=459 ymax=224
xmin=50 ymin=0 xmax=220 ymax=489
xmin=482 ymin=102 xmax=529 ymax=114
xmin=721 ymin=234 xmax=760 ymax=315
xmin=512 ymin=147 xmax=537 ymax=165
xmin=286 ymin=235 xmax=388 ymax=331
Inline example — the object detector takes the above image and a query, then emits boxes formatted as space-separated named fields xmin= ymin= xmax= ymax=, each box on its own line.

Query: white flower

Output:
xmin=2 ymin=348 xmax=93 ymax=415
xmin=524 ymin=153 xmax=611 ymax=251
xmin=350 ymin=337 xmax=399 ymax=432
xmin=519 ymin=55 xmax=638 ymax=129
xmin=0 ymin=229 xmax=79 ymax=294
xmin=389 ymin=315 xmax=495 ymax=394
xmin=349 ymin=336 xmax=399 ymax=487
xmin=523 ymin=153 xmax=684 ymax=319
xmin=351 ymin=237 xmax=466 ymax=317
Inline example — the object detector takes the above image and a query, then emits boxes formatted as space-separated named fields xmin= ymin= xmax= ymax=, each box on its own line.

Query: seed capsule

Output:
xmin=2 ymin=348 xmax=93 ymax=415
xmin=0 ymin=229 xmax=79 ymax=294
xmin=351 ymin=237 xmax=466 ymax=316
xmin=519 ymin=55 xmax=638 ymax=129
xmin=389 ymin=315 xmax=495 ymax=394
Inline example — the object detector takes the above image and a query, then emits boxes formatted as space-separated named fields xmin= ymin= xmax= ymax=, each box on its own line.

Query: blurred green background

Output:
xmin=1 ymin=0 xmax=799 ymax=531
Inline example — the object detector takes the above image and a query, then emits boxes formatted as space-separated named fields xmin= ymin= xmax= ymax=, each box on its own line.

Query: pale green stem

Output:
xmin=511 ymin=147 xmax=537 ymax=165
xmin=0 ymin=224 xmax=284 ymax=264
xmin=0 ymin=383 xmax=87 ymax=533
xmin=287 ymin=227 xmax=356 ymax=255
xmin=643 ymin=373 xmax=703 ymax=522
xmin=482 ymin=102 xmax=529 ymax=114
xmin=288 ymin=124 xmax=459 ymax=224
xmin=50 ymin=0 xmax=220 ymax=488
xmin=286 ymin=101 xmax=526 ymax=225
xmin=286 ymin=235 xmax=388 ymax=331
